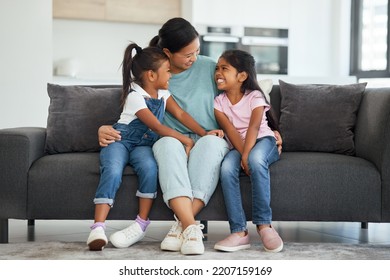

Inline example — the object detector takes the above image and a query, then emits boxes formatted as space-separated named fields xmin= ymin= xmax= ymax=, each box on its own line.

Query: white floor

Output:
xmin=7 ymin=219 xmax=390 ymax=245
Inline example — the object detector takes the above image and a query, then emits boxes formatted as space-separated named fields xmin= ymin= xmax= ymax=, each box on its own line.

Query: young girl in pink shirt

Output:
xmin=213 ymin=49 xmax=283 ymax=253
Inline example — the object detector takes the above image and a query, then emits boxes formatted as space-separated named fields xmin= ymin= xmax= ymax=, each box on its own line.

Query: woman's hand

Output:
xmin=183 ymin=137 xmax=195 ymax=157
xmin=206 ymin=129 xmax=224 ymax=138
xmin=98 ymin=125 xmax=121 ymax=147
xmin=274 ymin=130 xmax=283 ymax=155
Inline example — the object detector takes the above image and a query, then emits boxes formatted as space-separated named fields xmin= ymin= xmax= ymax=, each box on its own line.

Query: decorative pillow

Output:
xmin=45 ymin=83 xmax=122 ymax=154
xmin=278 ymin=80 xmax=366 ymax=155
xmin=259 ymin=79 xmax=273 ymax=103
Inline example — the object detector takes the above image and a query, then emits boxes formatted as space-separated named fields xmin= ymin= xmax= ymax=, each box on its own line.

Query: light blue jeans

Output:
xmin=220 ymin=136 xmax=279 ymax=233
xmin=153 ymin=134 xmax=229 ymax=206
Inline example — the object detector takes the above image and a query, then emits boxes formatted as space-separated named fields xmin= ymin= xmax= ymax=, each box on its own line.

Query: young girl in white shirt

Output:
xmin=213 ymin=49 xmax=283 ymax=253
xmin=87 ymin=43 xmax=211 ymax=251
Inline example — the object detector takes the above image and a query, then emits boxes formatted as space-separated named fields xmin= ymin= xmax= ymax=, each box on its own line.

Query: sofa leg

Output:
xmin=28 ymin=219 xmax=35 ymax=242
xmin=361 ymin=222 xmax=368 ymax=229
xmin=0 ymin=219 xmax=9 ymax=243
xmin=200 ymin=220 xmax=208 ymax=241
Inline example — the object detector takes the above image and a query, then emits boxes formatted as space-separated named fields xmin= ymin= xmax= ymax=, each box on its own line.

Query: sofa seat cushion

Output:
xmin=269 ymin=152 xmax=381 ymax=221
xmin=27 ymin=153 xmax=138 ymax=219
xmin=29 ymin=153 xmax=137 ymax=176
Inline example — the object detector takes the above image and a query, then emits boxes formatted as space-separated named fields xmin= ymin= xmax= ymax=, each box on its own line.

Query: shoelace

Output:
xmin=167 ymin=221 xmax=182 ymax=237
xmin=184 ymin=224 xmax=204 ymax=241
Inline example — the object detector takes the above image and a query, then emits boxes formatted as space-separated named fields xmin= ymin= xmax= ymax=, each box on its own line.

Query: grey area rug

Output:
xmin=1 ymin=241 xmax=390 ymax=260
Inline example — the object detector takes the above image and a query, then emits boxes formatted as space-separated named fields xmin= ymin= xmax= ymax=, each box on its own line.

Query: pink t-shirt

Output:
xmin=214 ymin=89 xmax=275 ymax=149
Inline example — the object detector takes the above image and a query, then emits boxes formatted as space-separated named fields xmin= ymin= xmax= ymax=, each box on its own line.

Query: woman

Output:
xmin=98 ymin=17 xmax=281 ymax=255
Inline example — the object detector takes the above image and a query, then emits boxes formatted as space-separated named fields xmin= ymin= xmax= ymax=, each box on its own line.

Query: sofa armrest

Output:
xmin=0 ymin=127 xmax=46 ymax=219
xmin=355 ymin=88 xmax=390 ymax=220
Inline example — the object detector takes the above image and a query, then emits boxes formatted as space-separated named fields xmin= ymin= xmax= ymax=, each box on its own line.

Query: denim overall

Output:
xmin=94 ymin=97 xmax=165 ymax=206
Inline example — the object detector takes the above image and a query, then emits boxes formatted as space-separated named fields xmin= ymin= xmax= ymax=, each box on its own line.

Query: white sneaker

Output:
xmin=181 ymin=224 xmax=205 ymax=255
xmin=160 ymin=215 xmax=183 ymax=251
xmin=109 ymin=222 xmax=145 ymax=248
xmin=87 ymin=227 xmax=108 ymax=251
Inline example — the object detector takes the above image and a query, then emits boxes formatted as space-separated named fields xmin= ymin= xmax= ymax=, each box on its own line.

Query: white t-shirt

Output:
xmin=117 ymin=83 xmax=171 ymax=125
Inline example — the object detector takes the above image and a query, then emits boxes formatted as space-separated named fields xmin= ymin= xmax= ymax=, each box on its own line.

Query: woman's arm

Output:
xmin=274 ymin=130 xmax=283 ymax=155
xmin=136 ymin=108 xmax=194 ymax=155
xmin=166 ymin=97 xmax=224 ymax=138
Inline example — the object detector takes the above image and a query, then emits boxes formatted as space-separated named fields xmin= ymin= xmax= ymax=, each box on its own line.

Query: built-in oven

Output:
xmin=199 ymin=25 xmax=288 ymax=75
xmin=240 ymin=27 xmax=288 ymax=75
xmin=199 ymin=26 xmax=240 ymax=63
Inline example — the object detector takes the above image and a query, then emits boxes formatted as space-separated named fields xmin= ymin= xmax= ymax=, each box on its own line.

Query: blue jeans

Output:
xmin=153 ymin=134 xmax=229 ymax=206
xmin=220 ymin=136 xmax=279 ymax=233
xmin=94 ymin=145 xmax=158 ymax=205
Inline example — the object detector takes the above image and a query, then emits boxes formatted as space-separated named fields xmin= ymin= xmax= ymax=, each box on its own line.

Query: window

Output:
xmin=350 ymin=0 xmax=389 ymax=79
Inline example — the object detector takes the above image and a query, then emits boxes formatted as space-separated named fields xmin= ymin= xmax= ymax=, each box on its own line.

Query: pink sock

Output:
xmin=136 ymin=215 xmax=150 ymax=232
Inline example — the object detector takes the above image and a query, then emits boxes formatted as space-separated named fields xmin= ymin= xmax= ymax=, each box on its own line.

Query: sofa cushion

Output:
xmin=269 ymin=152 xmax=381 ymax=221
xmin=278 ymin=80 xmax=366 ymax=155
xmin=45 ymin=83 xmax=122 ymax=154
xmin=259 ymin=78 xmax=273 ymax=103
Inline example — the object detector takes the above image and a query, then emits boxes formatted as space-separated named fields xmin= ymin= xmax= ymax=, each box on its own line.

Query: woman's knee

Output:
xmin=153 ymin=137 xmax=183 ymax=154
xmin=197 ymin=135 xmax=227 ymax=149
xmin=192 ymin=135 xmax=229 ymax=159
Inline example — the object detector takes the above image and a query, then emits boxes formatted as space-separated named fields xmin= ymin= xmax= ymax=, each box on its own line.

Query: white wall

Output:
xmin=52 ymin=0 xmax=352 ymax=81
xmin=0 ymin=0 xmax=353 ymax=129
xmin=0 ymin=0 xmax=52 ymax=129
xmin=53 ymin=19 xmax=161 ymax=82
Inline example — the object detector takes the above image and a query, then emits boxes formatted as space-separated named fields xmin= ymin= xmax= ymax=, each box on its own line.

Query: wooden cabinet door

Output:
xmin=53 ymin=0 xmax=181 ymax=24
xmin=106 ymin=0 xmax=181 ymax=24
xmin=53 ymin=0 xmax=106 ymax=21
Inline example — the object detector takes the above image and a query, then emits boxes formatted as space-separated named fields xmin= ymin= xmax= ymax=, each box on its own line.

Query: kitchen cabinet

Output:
xmin=53 ymin=0 xmax=181 ymax=24
xmin=53 ymin=0 xmax=106 ymax=21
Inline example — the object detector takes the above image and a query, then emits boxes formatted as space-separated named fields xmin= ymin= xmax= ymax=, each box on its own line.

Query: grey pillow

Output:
xmin=45 ymin=83 xmax=122 ymax=154
xmin=278 ymin=80 xmax=366 ymax=155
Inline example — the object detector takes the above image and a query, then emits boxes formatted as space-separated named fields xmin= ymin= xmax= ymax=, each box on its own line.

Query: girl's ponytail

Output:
xmin=121 ymin=43 xmax=139 ymax=108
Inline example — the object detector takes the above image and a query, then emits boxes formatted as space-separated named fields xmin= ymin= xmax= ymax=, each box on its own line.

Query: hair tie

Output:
xmin=135 ymin=46 xmax=143 ymax=54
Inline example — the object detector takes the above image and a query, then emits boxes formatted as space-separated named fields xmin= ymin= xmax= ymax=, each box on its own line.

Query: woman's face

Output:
xmin=166 ymin=38 xmax=200 ymax=74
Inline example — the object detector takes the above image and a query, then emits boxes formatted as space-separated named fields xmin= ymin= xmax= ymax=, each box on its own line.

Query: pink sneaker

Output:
xmin=214 ymin=233 xmax=251 ymax=252
xmin=258 ymin=226 xmax=283 ymax=253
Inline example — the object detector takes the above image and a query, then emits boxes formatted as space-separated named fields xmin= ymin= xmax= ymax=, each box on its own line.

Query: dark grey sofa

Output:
xmin=1 ymin=82 xmax=390 ymax=244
